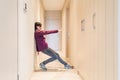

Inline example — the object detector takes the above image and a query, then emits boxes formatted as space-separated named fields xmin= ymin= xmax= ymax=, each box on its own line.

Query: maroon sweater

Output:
xmin=34 ymin=30 xmax=58 ymax=52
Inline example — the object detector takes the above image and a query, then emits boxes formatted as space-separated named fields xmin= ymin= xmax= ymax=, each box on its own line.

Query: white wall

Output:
xmin=18 ymin=0 xmax=35 ymax=80
xmin=34 ymin=0 xmax=45 ymax=27
xmin=118 ymin=0 xmax=120 ymax=80
xmin=34 ymin=0 xmax=41 ymax=22
xmin=39 ymin=0 xmax=45 ymax=28
xmin=63 ymin=0 xmax=117 ymax=80
xmin=0 ymin=0 xmax=18 ymax=80
xmin=62 ymin=0 xmax=69 ymax=57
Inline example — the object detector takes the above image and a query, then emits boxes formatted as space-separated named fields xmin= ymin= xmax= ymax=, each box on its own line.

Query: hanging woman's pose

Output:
xmin=34 ymin=22 xmax=73 ymax=71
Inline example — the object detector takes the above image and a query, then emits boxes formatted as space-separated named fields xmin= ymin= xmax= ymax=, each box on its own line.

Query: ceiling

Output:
xmin=42 ymin=0 xmax=66 ymax=10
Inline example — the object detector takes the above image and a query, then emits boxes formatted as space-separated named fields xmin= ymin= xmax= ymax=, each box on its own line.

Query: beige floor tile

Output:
xmin=30 ymin=69 xmax=82 ymax=80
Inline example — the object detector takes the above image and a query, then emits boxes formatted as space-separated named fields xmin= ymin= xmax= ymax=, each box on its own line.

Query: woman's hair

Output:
xmin=35 ymin=22 xmax=42 ymax=31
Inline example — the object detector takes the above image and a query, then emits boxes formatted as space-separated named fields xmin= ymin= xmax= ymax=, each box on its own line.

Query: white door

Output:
xmin=0 ymin=0 xmax=18 ymax=80
xmin=45 ymin=11 xmax=62 ymax=51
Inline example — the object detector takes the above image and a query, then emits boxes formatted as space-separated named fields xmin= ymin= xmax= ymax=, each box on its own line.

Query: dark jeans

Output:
xmin=41 ymin=48 xmax=67 ymax=66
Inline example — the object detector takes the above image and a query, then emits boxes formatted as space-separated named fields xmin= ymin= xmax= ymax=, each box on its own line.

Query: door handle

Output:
xmin=92 ymin=12 xmax=96 ymax=30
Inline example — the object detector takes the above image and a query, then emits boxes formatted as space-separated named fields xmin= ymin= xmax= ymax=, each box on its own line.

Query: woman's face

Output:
xmin=37 ymin=26 xmax=41 ymax=30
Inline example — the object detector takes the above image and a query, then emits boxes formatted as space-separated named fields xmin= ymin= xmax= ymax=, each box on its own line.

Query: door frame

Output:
xmin=117 ymin=0 xmax=120 ymax=79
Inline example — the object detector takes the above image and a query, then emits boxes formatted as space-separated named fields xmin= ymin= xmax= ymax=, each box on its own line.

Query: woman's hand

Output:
xmin=36 ymin=52 xmax=39 ymax=55
xmin=58 ymin=30 xmax=62 ymax=32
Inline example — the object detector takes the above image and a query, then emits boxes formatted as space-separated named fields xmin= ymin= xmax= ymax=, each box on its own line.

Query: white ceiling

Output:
xmin=42 ymin=0 xmax=66 ymax=10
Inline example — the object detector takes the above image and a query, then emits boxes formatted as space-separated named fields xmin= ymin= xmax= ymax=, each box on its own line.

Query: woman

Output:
xmin=34 ymin=22 xmax=73 ymax=71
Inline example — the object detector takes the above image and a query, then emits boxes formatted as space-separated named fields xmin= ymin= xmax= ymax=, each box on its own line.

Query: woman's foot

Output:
xmin=64 ymin=64 xmax=73 ymax=69
xmin=40 ymin=63 xmax=47 ymax=71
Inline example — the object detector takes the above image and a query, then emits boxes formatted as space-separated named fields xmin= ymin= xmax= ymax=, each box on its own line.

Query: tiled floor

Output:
xmin=30 ymin=69 xmax=82 ymax=80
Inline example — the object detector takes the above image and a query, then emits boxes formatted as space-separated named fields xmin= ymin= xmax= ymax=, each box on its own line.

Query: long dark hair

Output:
xmin=34 ymin=22 xmax=42 ymax=31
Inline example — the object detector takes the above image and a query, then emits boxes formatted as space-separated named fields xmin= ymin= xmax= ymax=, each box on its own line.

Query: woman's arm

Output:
xmin=37 ymin=30 xmax=58 ymax=36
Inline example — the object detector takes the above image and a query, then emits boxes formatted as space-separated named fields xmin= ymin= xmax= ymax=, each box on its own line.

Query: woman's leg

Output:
xmin=47 ymin=48 xmax=68 ymax=65
xmin=47 ymin=48 xmax=73 ymax=69
xmin=41 ymin=48 xmax=73 ymax=70
xmin=41 ymin=48 xmax=57 ymax=65
xmin=41 ymin=48 xmax=67 ymax=65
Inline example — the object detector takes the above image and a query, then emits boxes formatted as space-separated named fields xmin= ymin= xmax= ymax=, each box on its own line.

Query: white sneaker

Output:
xmin=40 ymin=63 xmax=47 ymax=71
xmin=64 ymin=64 xmax=73 ymax=69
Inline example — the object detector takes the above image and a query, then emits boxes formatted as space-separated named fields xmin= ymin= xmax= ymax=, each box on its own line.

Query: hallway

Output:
xmin=30 ymin=69 xmax=81 ymax=80
xmin=32 ymin=0 xmax=118 ymax=79
xmin=0 ymin=0 xmax=119 ymax=80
